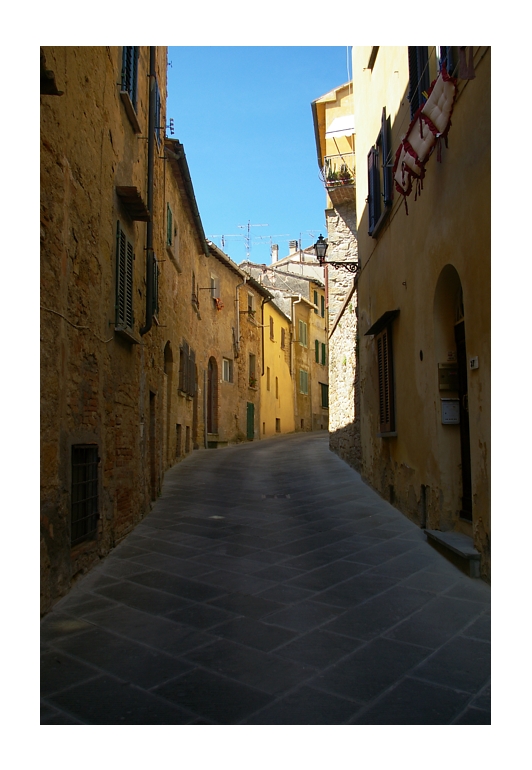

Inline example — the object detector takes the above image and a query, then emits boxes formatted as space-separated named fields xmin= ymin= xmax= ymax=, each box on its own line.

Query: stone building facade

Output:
xmin=40 ymin=47 xmax=267 ymax=614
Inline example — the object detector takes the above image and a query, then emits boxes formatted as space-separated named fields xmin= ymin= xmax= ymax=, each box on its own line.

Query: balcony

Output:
xmin=322 ymin=152 xmax=356 ymax=206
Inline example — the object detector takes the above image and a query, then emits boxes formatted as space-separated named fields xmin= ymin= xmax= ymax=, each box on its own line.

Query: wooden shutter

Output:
xmin=315 ymin=339 xmax=319 ymax=363
xmin=376 ymin=327 xmax=395 ymax=433
xmin=122 ymin=47 xmax=138 ymax=110
xmin=116 ymin=221 xmax=134 ymax=329
xmin=167 ymin=204 xmax=173 ymax=246
xmin=368 ymin=147 xmax=380 ymax=234
xmin=151 ymin=255 xmax=159 ymax=317
xmin=321 ymin=295 xmax=325 ymax=318
xmin=281 ymin=327 xmax=286 ymax=349
xmin=321 ymin=343 xmax=326 ymax=365
xmin=381 ymin=108 xmax=392 ymax=206
xmin=314 ymin=290 xmax=318 ymax=312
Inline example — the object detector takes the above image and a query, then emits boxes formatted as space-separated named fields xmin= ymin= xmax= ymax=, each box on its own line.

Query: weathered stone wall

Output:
xmin=325 ymin=202 xmax=361 ymax=470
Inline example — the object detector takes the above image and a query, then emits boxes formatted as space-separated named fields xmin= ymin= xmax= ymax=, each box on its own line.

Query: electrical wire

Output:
xmin=41 ymin=306 xmax=114 ymax=343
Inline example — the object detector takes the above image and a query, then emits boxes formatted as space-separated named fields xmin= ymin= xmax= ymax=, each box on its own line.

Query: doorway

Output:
xmin=455 ymin=320 xmax=472 ymax=520
xmin=207 ymin=357 xmax=218 ymax=434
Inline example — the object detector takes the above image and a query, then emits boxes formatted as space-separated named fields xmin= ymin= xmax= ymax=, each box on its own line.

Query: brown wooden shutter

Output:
xmin=377 ymin=327 xmax=395 ymax=432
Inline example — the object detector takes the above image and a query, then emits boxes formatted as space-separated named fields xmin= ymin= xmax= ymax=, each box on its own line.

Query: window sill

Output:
xmin=115 ymin=326 xmax=140 ymax=344
xmin=120 ymin=91 xmax=142 ymax=134
xmin=377 ymin=431 xmax=397 ymax=438
xmin=369 ymin=204 xmax=391 ymax=239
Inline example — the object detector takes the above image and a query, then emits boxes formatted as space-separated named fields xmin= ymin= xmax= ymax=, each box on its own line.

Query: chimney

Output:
xmin=271 ymin=244 xmax=279 ymax=263
xmin=289 ymin=240 xmax=298 ymax=255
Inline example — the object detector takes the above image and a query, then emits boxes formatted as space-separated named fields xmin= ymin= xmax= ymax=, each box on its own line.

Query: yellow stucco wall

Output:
xmin=261 ymin=303 xmax=295 ymax=437
xmin=352 ymin=46 xmax=491 ymax=576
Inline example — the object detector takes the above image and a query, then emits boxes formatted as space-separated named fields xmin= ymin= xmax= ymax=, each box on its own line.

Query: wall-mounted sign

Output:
xmin=441 ymin=398 xmax=460 ymax=424
xmin=438 ymin=363 xmax=459 ymax=391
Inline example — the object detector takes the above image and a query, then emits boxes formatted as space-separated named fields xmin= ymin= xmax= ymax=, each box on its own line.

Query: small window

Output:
xmin=248 ymin=293 xmax=255 ymax=315
xmin=115 ymin=221 xmax=134 ymax=331
xmin=269 ymin=316 xmax=274 ymax=340
xmin=223 ymin=358 xmax=233 ymax=383
xmin=179 ymin=341 xmax=196 ymax=397
xmin=210 ymin=275 xmax=220 ymax=299
xmin=376 ymin=326 xmax=395 ymax=433
xmin=275 ymin=377 xmax=279 ymax=399
xmin=320 ymin=383 xmax=329 ymax=409
xmin=313 ymin=290 xmax=318 ymax=313
xmin=408 ymin=46 xmax=430 ymax=118
xmin=166 ymin=204 xmax=173 ymax=247
xmin=275 ymin=418 xmax=281 ymax=433
xmin=267 ymin=367 xmax=271 ymax=391
xmin=121 ymin=47 xmax=139 ymax=111
xmin=249 ymin=353 xmax=257 ymax=387
xmin=298 ymin=320 xmax=308 ymax=347
xmin=368 ymin=108 xmax=392 ymax=237
xmin=299 ymin=369 xmax=309 ymax=395
xmin=71 ymin=445 xmax=99 ymax=546
xmin=155 ymin=78 xmax=162 ymax=147
xmin=281 ymin=327 xmax=286 ymax=349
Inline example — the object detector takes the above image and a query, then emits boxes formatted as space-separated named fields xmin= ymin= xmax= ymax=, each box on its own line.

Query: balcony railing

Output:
xmin=321 ymin=152 xmax=356 ymax=205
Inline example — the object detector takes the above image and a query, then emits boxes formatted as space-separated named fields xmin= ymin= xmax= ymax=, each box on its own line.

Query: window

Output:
xmin=298 ymin=320 xmax=308 ymax=347
xmin=151 ymin=254 xmax=159 ymax=317
xmin=155 ymin=78 xmax=162 ymax=147
xmin=368 ymin=108 xmax=392 ymax=237
xmin=267 ymin=367 xmax=271 ymax=391
xmin=166 ymin=204 xmax=173 ymax=247
xmin=313 ymin=290 xmax=318 ymax=313
xmin=121 ymin=47 xmax=139 ymax=111
xmin=376 ymin=326 xmax=395 ymax=433
xmin=269 ymin=316 xmax=274 ymax=340
xmin=248 ymin=293 xmax=255 ymax=315
xmin=71 ymin=445 xmax=99 ymax=546
xmin=321 ymin=342 xmax=327 ymax=365
xmin=408 ymin=46 xmax=430 ymax=118
xmin=179 ymin=341 xmax=196 ymax=397
xmin=315 ymin=339 xmax=320 ymax=363
xmin=316 ymin=340 xmax=326 ymax=364
xmin=281 ymin=327 xmax=286 ymax=349
xmin=192 ymin=273 xmax=199 ymax=308
xmin=275 ymin=377 xmax=279 ymax=399
xmin=210 ymin=275 xmax=220 ymax=299
xmin=223 ymin=358 xmax=233 ymax=383
xmin=321 ymin=295 xmax=325 ymax=318
xmin=249 ymin=354 xmax=257 ymax=387
xmin=299 ymin=369 xmax=309 ymax=395
xmin=115 ymin=221 xmax=134 ymax=331
xmin=275 ymin=418 xmax=281 ymax=433
xmin=437 ymin=46 xmax=455 ymax=74
xmin=320 ymin=383 xmax=329 ymax=409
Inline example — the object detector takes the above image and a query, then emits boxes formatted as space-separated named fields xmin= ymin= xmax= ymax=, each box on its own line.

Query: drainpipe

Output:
xmin=234 ymin=277 xmax=247 ymax=358
xmin=140 ymin=47 xmax=156 ymax=336
xmin=291 ymin=294 xmax=303 ymax=424
xmin=261 ymin=296 xmax=273 ymax=376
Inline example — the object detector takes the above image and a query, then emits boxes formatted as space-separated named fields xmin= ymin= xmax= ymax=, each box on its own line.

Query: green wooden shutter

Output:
xmin=321 ymin=295 xmax=325 ymax=318
xmin=315 ymin=339 xmax=319 ymax=363
xmin=321 ymin=342 xmax=326 ymax=365
xmin=151 ymin=254 xmax=159 ymax=317
xmin=167 ymin=204 xmax=173 ymax=246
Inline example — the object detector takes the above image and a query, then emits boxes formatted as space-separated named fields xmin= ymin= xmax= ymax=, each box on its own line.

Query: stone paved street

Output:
xmin=41 ymin=432 xmax=490 ymax=725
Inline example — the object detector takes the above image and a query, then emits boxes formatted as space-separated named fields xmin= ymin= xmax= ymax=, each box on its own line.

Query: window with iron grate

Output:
xmin=376 ymin=326 xmax=395 ymax=433
xmin=71 ymin=445 xmax=99 ymax=546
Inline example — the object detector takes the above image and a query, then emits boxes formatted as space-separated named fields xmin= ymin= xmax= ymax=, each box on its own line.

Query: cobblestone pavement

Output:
xmin=41 ymin=432 xmax=490 ymax=724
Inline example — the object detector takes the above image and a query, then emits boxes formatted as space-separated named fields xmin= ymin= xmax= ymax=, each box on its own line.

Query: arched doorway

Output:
xmin=433 ymin=265 xmax=472 ymax=522
xmin=207 ymin=357 xmax=218 ymax=434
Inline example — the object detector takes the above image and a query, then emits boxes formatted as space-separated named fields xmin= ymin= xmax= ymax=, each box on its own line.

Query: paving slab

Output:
xmin=41 ymin=432 xmax=490 ymax=724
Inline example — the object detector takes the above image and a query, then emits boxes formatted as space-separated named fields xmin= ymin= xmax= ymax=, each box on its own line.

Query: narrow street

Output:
xmin=41 ymin=432 xmax=490 ymax=725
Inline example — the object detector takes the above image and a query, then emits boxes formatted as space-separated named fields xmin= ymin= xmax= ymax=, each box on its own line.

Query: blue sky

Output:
xmin=166 ymin=47 xmax=351 ymax=265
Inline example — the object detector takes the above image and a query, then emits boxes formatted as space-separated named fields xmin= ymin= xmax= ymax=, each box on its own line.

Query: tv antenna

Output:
xmin=238 ymin=221 xmax=268 ymax=260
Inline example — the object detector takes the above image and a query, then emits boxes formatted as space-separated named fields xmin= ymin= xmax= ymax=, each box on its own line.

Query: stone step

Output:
xmin=424 ymin=529 xmax=480 ymax=578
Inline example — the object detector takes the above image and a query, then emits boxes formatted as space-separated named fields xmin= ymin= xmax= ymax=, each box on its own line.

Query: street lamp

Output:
xmin=313 ymin=234 xmax=360 ymax=274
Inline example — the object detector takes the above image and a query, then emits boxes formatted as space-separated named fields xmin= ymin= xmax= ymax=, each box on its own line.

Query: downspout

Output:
xmin=291 ymin=294 xmax=303 ymax=424
xmin=261 ymin=296 xmax=273 ymax=376
xmin=140 ymin=46 xmax=156 ymax=336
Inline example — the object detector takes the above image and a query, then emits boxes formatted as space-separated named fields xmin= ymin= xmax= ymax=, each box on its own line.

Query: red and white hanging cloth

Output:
xmin=393 ymin=66 xmax=458 ymax=213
